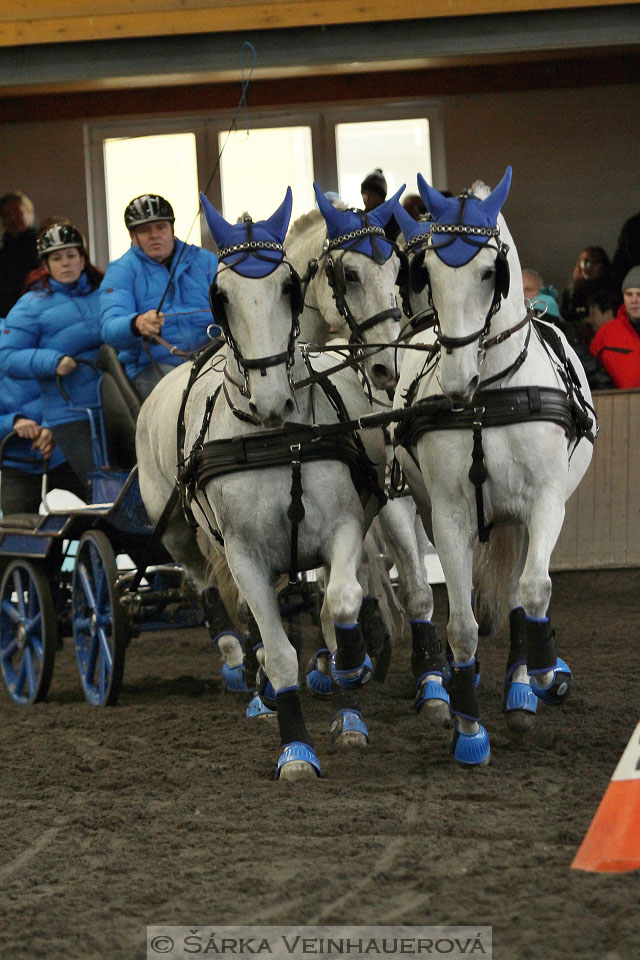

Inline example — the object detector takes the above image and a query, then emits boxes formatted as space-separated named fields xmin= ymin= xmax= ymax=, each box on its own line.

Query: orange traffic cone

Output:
xmin=571 ymin=720 xmax=640 ymax=873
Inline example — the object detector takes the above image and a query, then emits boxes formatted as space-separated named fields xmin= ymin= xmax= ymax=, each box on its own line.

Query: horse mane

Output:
xmin=287 ymin=198 xmax=349 ymax=247
xmin=469 ymin=180 xmax=491 ymax=200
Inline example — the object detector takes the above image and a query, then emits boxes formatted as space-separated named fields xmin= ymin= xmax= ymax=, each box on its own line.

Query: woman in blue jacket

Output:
xmin=0 ymin=376 xmax=85 ymax=515
xmin=0 ymin=223 xmax=104 ymax=497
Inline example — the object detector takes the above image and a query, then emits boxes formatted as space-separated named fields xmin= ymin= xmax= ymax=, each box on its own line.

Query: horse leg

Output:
xmin=521 ymin=498 xmax=573 ymax=706
xmin=325 ymin=523 xmax=370 ymax=747
xmin=503 ymin=528 xmax=539 ymax=731
xmin=378 ymin=497 xmax=449 ymax=724
xmin=224 ymin=543 xmax=320 ymax=779
xmin=432 ymin=513 xmax=490 ymax=766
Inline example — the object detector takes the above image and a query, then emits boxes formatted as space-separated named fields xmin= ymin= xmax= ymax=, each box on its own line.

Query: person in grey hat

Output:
xmin=589 ymin=265 xmax=640 ymax=388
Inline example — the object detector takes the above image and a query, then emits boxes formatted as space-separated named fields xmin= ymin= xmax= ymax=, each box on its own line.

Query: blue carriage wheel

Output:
xmin=72 ymin=529 xmax=127 ymax=707
xmin=0 ymin=559 xmax=57 ymax=706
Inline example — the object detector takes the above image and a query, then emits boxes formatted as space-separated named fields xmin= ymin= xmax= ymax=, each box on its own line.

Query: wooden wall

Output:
xmin=552 ymin=390 xmax=640 ymax=570
xmin=0 ymin=1 xmax=625 ymax=47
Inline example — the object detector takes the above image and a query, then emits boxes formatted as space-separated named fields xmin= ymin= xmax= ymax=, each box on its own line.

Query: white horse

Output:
xmin=393 ymin=168 xmax=595 ymax=765
xmin=136 ymin=188 xmax=387 ymax=779
xmin=286 ymin=191 xmax=448 ymax=720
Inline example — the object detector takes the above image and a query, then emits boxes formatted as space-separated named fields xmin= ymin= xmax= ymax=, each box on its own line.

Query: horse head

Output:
xmin=312 ymin=183 xmax=405 ymax=390
xmin=200 ymin=188 xmax=302 ymax=428
xmin=396 ymin=167 xmax=515 ymax=403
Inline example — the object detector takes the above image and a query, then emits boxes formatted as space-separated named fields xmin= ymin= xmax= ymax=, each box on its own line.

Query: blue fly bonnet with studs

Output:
xmin=313 ymin=182 xmax=405 ymax=262
xmin=200 ymin=188 xmax=293 ymax=278
xmin=394 ymin=167 xmax=512 ymax=267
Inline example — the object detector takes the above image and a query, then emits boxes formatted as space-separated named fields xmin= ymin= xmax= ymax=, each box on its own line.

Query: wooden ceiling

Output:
xmin=0 ymin=1 xmax=629 ymax=47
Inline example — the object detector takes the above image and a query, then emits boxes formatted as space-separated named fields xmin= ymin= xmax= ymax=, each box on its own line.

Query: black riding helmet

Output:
xmin=37 ymin=223 xmax=85 ymax=259
xmin=124 ymin=194 xmax=175 ymax=230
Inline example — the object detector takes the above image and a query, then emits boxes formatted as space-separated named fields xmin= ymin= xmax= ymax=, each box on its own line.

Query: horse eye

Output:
xmin=345 ymin=270 xmax=359 ymax=283
xmin=481 ymin=268 xmax=495 ymax=282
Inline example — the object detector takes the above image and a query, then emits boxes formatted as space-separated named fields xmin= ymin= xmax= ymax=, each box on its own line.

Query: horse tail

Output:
xmin=472 ymin=524 xmax=525 ymax=634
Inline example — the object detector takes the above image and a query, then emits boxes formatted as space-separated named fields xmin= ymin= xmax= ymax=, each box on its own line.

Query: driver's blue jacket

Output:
xmin=99 ymin=239 xmax=218 ymax=381
xmin=0 ymin=376 xmax=65 ymax=473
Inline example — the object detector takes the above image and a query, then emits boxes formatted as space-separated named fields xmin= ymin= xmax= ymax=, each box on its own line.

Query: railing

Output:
xmin=552 ymin=388 xmax=640 ymax=570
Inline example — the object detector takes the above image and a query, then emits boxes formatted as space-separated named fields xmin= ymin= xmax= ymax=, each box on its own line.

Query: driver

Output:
xmin=0 ymin=223 xmax=104 ymax=500
xmin=99 ymin=194 xmax=218 ymax=399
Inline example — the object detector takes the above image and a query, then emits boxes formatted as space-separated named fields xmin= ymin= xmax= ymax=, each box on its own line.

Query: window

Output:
xmin=336 ymin=118 xmax=432 ymax=208
xmin=103 ymin=132 xmax=201 ymax=260
xmin=219 ymin=126 xmax=315 ymax=223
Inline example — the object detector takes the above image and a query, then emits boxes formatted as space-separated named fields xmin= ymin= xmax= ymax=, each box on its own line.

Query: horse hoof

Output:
xmin=275 ymin=742 xmax=321 ymax=780
xmin=530 ymin=657 xmax=573 ymax=705
xmin=330 ymin=708 xmax=369 ymax=747
xmin=221 ymin=661 xmax=248 ymax=693
xmin=415 ymin=677 xmax=451 ymax=727
xmin=452 ymin=721 xmax=491 ymax=767
xmin=330 ymin=652 xmax=372 ymax=689
xmin=503 ymin=681 xmax=537 ymax=732
xmin=246 ymin=693 xmax=277 ymax=721
xmin=306 ymin=648 xmax=334 ymax=697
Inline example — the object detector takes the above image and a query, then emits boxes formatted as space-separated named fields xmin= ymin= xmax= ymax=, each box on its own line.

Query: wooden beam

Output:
xmin=0 ymin=1 xmax=631 ymax=48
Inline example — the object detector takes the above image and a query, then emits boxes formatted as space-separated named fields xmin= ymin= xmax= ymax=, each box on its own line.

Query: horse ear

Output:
xmin=394 ymin=199 xmax=423 ymax=243
xmin=264 ymin=186 xmax=293 ymax=243
xmin=479 ymin=166 xmax=512 ymax=221
xmin=367 ymin=186 xmax=406 ymax=228
xmin=417 ymin=173 xmax=451 ymax=220
xmin=313 ymin=182 xmax=345 ymax=236
xmin=200 ymin=192 xmax=234 ymax=247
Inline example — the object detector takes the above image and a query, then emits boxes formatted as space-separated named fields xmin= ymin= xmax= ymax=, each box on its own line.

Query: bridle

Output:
xmin=317 ymin=213 xmax=402 ymax=345
xmin=209 ymin=217 xmax=304 ymax=402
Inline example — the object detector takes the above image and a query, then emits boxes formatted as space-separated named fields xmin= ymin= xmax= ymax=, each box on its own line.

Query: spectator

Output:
xmin=401 ymin=193 xmax=427 ymax=221
xmin=612 ymin=207 xmax=640 ymax=291
xmin=589 ymin=267 xmax=640 ymax=389
xmin=0 ymin=223 xmax=105 ymax=498
xmin=0 ymin=376 xmax=78 ymax=515
xmin=360 ymin=169 xmax=399 ymax=242
xmin=21 ymin=217 xmax=71 ymax=294
xmin=100 ymin=193 xmax=218 ymax=399
xmin=0 ymin=191 xmax=40 ymax=318
xmin=586 ymin=286 xmax=619 ymax=336
xmin=560 ymin=246 xmax=614 ymax=327
xmin=522 ymin=267 xmax=561 ymax=321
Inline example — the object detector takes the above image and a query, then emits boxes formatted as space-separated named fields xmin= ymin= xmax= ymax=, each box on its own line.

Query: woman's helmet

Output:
xmin=124 ymin=194 xmax=175 ymax=230
xmin=37 ymin=223 xmax=85 ymax=258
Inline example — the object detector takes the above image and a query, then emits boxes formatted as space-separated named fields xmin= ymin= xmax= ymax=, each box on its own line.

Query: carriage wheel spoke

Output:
xmin=14 ymin=653 xmax=26 ymax=697
xmin=25 ymin=612 xmax=42 ymax=638
xmin=98 ymin=627 xmax=114 ymax=672
xmin=1 ymin=599 xmax=21 ymax=623
xmin=24 ymin=647 xmax=36 ymax=698
xmin=12 ymin=569 xmax=26 ymax=620
xmin=89 ymin=544 xmax=108 ymax=610
xmin=77 ymin=562 xmax=97 ymax=612
xmin=85 ymin=632 xmax=99 ymax=685
xmin=1 ymin=639 xmax=19 ymax=661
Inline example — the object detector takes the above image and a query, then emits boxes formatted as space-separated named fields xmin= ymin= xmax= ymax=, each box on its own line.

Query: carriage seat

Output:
xmin=96 ymin=344 xmax=141 ymax=470
xmin=0 ymin=513 xmax=42 ymax=530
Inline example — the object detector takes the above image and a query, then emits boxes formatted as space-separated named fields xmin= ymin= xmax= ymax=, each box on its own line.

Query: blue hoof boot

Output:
xmin=415 ymin=676 xmax=450 ymax=713
xmin=246 ymin=692 xmax=276 ymax=720
xmin=503 ymin=681 xmax=538 ymax=714
xmin=275 ymin=741 xmax=321 ymax=779
xmin=306 ymin=648 xmax=334 ymax=698
xmin=452 ymin=721 xmax=490 ymax=766
xmin=221 ymin=661 xmax=248 ymax=693
xmin=530 ymin=657 xmax=573 ymax=705
xmin=330 ymin=708 xmax=369 ymax=744
xmin=330 ymin=652 xmax=372 ymax=689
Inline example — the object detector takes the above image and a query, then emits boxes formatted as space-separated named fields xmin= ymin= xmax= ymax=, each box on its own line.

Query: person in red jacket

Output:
xmin=590 ymin=266 xmax=640 ymax=388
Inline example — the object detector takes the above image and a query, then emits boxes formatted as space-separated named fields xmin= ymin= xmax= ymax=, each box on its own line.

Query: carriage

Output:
xmin=0 ymin=347 xmax=203 ymax=708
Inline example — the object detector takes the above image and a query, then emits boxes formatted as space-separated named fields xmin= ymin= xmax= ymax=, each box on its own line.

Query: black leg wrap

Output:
xmin=526 ymin=617 xmax=556 ymax=675
xmin=243 ymin=641 xmax=260 ymax=693
xmin=507 ymin=607 xmax=528 ymax=675
xmin=360 ymin=596 xmax=388 ymax=659
xmin=200 ymin=586 xmax=235 ymax=639
xmin=410 ymin=620 xmax=442 ymax=680
xmin=276 ymin=688 xmax=312 ymax=748
xmin=449 ymin=663 xmax=481 ymax=721
xmin=334 ymin=623 xmax=366 ymax=671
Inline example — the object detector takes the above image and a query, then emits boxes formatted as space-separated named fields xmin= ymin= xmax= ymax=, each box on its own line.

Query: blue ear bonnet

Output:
xmin=395 ymin=167 xmax=512 ymax=268
xmin=200 ymin=188 xmax=292 ymax=278
xmin=313 ymin=182 xmax=405 ymax=262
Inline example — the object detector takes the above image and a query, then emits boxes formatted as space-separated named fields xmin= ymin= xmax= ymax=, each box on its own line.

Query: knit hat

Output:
xmin=622 ymin=266 xmax=640 ymax=292
xmin=360 ymin=168 xmax=387 ymax=200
